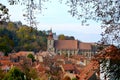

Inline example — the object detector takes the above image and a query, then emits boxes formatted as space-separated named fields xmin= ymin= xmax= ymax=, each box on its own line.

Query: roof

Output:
xmin=79 ymin=42 xmax=93 ymax=50
xmin=55 ymin=40 xmax=78 ymax=50
xmin=77 ymin=60 xmax=99 ymax=80
xmin=35 ymin=64 xmax=45 ymax=72
xmin=62 ymin=64 xmax=75 ymax=71
xmin=0 ymin=60 xmax=12 ymax=65
xmin=16 ymin=51 xmax=34 ymax=56
xmin=97 ymin=45 xmax=120 ymax=60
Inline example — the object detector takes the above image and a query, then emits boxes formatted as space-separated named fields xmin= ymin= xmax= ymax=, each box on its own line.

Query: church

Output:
xmin=47 ymin=30 xmax=98 ymax=58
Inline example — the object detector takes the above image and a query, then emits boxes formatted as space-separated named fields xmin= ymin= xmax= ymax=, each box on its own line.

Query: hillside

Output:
xmin=0 ymin=21 xmax=47 ymax=55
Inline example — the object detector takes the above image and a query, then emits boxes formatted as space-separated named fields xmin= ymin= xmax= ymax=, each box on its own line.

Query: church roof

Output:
xmin=54 ymin=40 xmax=79 ymax=50
xmin=79 ymin=42 xmax=93 ymax=50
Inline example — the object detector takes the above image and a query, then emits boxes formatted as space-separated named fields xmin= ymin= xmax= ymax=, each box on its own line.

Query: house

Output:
xmin=47 ymin=30 xmax=98 ymax=58
xmin=60 ymin=64 xmax=75 ymax=73
xmin=9 ymin=51 xmax=34 ymax=62
xmin=76 ymin=60 xmax=99 ymax=80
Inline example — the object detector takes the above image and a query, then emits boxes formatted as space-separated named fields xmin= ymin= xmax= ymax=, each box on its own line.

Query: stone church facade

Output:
xmin=47 ymin=30 xmax=97 ymax=58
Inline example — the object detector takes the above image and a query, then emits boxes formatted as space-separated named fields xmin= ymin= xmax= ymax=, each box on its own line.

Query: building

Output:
xmin=47 ymin=30 xmax=98 ymax=58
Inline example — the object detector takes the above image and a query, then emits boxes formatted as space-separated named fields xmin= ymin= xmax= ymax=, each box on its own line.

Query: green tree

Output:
xmin=27 ymin=53 xmax=35 ymax=62
xmin=7 ymin=22 xmax=18 ymax=32
xmin=3 ymin=67 xmax=25 ymax=80
xmin=29 ymin=68 xmax=38 ymax=80
xmin=72 ymin=78 xmax=78 ymax=80
xmin=0 ymin=28 xmax=18 ymax=55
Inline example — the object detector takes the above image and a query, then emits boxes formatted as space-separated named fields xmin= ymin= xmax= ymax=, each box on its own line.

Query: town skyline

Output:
xmin=1 ymin=0 xmax=102 ymax=42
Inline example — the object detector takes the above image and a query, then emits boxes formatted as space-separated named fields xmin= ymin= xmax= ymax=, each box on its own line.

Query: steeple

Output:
xmin=47 ymin=28 xmax=54 ymax=52
xmin=48 ymin=28 xmax=53 ymax=40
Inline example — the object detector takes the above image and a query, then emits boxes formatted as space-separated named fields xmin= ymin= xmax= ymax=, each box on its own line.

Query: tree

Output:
xmin=29 ymin=68 xmax=38 ymax=80
xmin=0 ymin=28 xmax=18 ymax=55
xmin=20 ymin=58 xmax=39 ymax=80
xmin=3 ymin=67 xmax=25 ymax=80
xmin=72 ymin=78 xmax=78 ymax=80
xmin=63 ymin=76 xmax=71 ymax=80
xmin=97 ymin=45 xmax=120 ymax=80
xmin=6 ymin=0 xmax=120 ymax=45
xmin=65 ymin=36 xmax=75 ymax=40
xmin=0 ymin=68 xmax=6 ymax=80
xmin=65 ymin=0 xmax=120 ymax=45
xmin=27 ymin=53 xmax=35 ymax=62
xmin=0 ymin=3 xmax=9 ymax=21
xmin=58 ymin=34 xmax=65 ymax=40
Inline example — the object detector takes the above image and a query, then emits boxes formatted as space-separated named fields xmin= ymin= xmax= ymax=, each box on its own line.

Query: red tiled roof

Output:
xmin=79 ymin=42 xmax=93 ymax=50
xmin=35 ymin=64 xmax=45 ymax=72
xmin=77 ymin=60 xmax=99 ymax=80
xmin=53 ymin=55 xmax=65 ymax=60
xmin=62 ymin=64 xmax=75 ymax=71
xmin=16 ymin=51 xmax=33 ymax=56
xmin=97 ymin=45 xmax=120 ymax=60
xmin=71 ymin=55 xmax=86 ymax=60
xmin=55 ymin=40 xmax=78 ymax=50
xmin=0 ymin=60 xmax=12 ymax=65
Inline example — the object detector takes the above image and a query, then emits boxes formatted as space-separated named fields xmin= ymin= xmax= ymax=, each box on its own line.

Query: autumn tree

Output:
xmin=58 ymin=34 xmax=65 ymax=40
xmin=20 ymin=58 xmax=39 ymax=80
xmin=0 ymin=68 xmax=6 ymax=80
xmin=63 ymin=76 xmax=71 ymax=80
xmin=97 ymin=45 xmax=120 ymax=80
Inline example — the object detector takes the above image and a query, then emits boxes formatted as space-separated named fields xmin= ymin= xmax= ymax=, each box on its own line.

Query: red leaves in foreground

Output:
xmin=97 ymin=45 xmax=120 ymax=60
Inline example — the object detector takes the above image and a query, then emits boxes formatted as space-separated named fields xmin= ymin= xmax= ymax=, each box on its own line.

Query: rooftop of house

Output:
xmin=62 ymin=64 xmax=75 ymax=71
xmin=53 ymin=55 xmax=65 ymax=60
xmin=15 ymin=51 xmax=34 ymax=56
xmin=96 ymin=45 xmax=120 ymax=60
xmin=35 ymin=64 xmax=45 ymax=72
xmin=77 ymin=60 xmax=99 ymax=80
xmin=71 ymin=54 xmax=86 ymax=61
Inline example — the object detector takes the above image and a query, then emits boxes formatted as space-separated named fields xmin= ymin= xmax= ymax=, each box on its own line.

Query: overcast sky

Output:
xmin=1 ymin=0 xmax=103 ymax=42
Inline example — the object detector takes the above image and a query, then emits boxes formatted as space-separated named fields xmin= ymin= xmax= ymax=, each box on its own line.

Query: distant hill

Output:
xmin=0 ymin=21 xmax=47 ymax=55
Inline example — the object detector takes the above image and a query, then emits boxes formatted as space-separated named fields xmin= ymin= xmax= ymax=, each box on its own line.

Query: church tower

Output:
xmin=47 ymin=29 xmax=55 ymax=52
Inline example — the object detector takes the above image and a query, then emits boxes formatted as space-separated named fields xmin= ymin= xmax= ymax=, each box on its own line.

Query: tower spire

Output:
xmin=48 ymin=28 xmax=53 ymax=40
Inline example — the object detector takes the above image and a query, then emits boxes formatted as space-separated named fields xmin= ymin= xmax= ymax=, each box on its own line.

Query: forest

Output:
xmin=0 ymin=21 xmax=47 ymax=55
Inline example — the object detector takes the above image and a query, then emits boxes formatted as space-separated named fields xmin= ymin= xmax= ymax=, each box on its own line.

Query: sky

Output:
xmin=1 ymin=0 xmax=103 ymax=42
